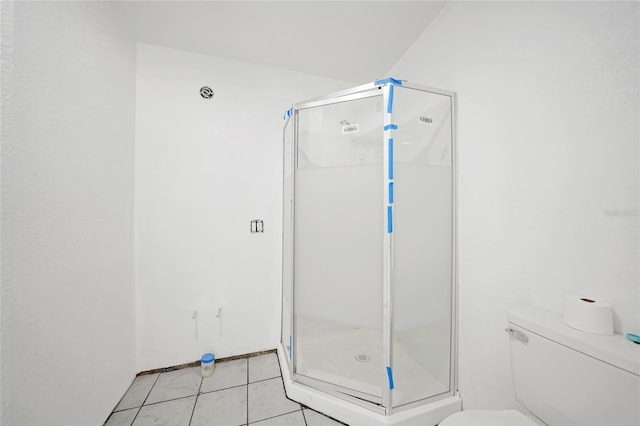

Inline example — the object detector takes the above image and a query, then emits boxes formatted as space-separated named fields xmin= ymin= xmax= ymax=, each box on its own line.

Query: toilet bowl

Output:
xmin=438 ymin=306 xmax=639 ymax=426
xmin=439 ymin=409 xmax=537 ymax=426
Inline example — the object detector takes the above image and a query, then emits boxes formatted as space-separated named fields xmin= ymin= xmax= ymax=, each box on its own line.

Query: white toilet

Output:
xmin=440 ymin=305 xmax=640 ymax=426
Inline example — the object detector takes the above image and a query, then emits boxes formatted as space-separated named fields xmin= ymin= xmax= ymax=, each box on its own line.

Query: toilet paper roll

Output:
xmin=563 ymin=295 xmax=613 ymax=335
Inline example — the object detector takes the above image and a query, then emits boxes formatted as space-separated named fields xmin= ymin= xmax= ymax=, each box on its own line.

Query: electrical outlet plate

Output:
xmin=250 ymin=219 xmax=264 ymax=233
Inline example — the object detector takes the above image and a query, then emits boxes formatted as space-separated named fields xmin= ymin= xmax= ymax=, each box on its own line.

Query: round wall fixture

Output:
xmin=200 ymin=86 xmax=214 ymax=99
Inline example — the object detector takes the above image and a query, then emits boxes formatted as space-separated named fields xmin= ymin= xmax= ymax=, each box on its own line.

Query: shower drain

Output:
xmin=355 ymin=354 xmax=370 ymax=362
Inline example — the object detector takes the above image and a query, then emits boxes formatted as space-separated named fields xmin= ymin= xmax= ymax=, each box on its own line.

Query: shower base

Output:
xmin=297 ymin=327 xmax=447 ymax=406
xmin=278 ymin=319 xmax=461 ymax=425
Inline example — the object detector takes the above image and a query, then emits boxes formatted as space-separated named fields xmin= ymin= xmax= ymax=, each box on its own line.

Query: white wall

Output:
xmin=389 ymin=1 xmax=639 ymax=410
xmin=135 ymin=44 xmax=352 ymax=372
xmin=1 ymin=2 xmax=137 ymax=425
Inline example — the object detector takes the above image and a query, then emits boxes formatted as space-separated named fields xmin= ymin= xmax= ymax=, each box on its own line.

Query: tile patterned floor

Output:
xmin=105 ymin=353 xmax=346 ymax=426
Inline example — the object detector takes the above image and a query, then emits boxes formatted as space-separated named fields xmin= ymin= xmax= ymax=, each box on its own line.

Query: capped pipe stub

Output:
xmin=201 ymin=353 xmax=215 ymax=364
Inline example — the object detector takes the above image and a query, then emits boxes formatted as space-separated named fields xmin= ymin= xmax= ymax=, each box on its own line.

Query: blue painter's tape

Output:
xmin=283 ymin=108 xmax=292 ymax=120
xmin=387 ymin=206 xmax=393 ymax=233
xmin=388 ymin=139 xmax=394 ymax=180
xmin=387 ymin=85 xmax=395 ymax=113
xmin=289 ymin=335 xmax=292 ymax=360
xmin=386 ymin=366 xmax=395 ymax=390
xmin=375 ymin=78 xmax=403 ymax=86
xmin=389 ymin=182 xmax=394 ymax=204
xmin=627 ymin=333 xmax=640 ymax=344
xmin=383 ymin=124 xmax=398 ymax=131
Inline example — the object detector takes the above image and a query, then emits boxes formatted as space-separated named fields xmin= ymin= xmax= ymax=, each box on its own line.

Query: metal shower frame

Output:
xmin=280 ymin=78 xmax=459 ymax=416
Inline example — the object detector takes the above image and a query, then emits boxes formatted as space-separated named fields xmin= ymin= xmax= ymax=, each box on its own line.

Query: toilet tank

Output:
xmin=507 ymin=306 xmax=640 ymax=426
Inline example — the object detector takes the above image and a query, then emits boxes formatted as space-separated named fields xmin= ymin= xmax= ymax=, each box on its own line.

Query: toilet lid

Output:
xmin=439 ymin=409 xmax=537 ymax=426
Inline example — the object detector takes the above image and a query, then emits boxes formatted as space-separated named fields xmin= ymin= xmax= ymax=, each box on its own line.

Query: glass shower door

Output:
xmin=391 ymin=86 xmax=454 ymax=408
xmin=293 ymin=92 xmax=384 ymax=403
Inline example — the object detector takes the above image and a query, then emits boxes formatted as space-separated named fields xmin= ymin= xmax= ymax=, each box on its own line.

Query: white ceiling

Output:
xmin=119 ymin=1 xmax=446 ymax=83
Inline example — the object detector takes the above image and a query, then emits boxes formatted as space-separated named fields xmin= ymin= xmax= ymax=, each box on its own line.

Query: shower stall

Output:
xmin=279 ymin=79 xmax=460 ymax=425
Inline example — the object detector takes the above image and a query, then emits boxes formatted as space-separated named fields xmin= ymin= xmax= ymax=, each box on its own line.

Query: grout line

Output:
xmin=140 ymin=394 xmax=199 ymax=408
xmin=301 ymin=406 xmax=309 ymax=426
xmin=129 ymin=406 xmax=142 ymax=426
xmin=187 ymin=375 xmax=204 ymax=425
xmin=247 ymin=409 xmax=303 ymax=425
xmin=112 ymin=374 xmax=158 ymax=413
xmin=142 ymin=373 xmax=161 ymax=405
xmin=199 ymin=382 xmax=248 ymax=395
xmin=124 ymin=404 xmax=142 ymax=424
xmin=103 ymin=408 xmax=136 ymax=426
xmin=248 ymin=374 xmax=282 ymax=385
xmin=129 ymin=373 xmax=160 ymax=425
xmin=111 ymin=385 xmax=130 ymax=413
xmin=112 ymin=372 xmax=160 ymax=413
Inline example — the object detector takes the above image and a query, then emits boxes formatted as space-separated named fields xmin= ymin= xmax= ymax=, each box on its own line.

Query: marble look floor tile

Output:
xmin=248 ymin=377 xmax=300 ymax=423
xmin=145 ymin=367 xmax=201 ymax=404
xmin=115 ymin=374 xmax=159 ymax=411
xmin=248 ymin=353 xmax=280 ymax=383
xmin=303 ymin=408 xmax=345 ymax=426
xmin=250 ymin=410 xmax=305 ymax=425
xmin=201 ymin=358 xmax=247 ymax=393
xmin=190 ymin=385 xmax=247 ymax=426
xmin=132 ymin=397 xmax=195 ymax=426
xmin=105 ymin=408 xmax=138 ymax=426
